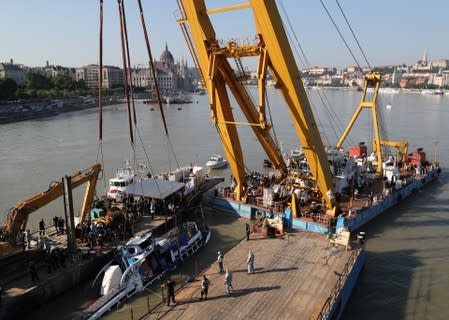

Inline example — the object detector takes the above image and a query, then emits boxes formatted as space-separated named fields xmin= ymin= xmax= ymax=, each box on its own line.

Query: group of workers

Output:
xmin=160 ymin=248 xmax=256 ymax=306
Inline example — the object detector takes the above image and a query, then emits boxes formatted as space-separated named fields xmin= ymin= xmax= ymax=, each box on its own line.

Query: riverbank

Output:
xmin=0 ymin=97 xmax=122 ymax=125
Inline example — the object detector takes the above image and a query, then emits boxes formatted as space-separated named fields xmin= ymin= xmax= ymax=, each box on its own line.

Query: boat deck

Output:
xmin=144 ymin=231 xmax=359 ymax=320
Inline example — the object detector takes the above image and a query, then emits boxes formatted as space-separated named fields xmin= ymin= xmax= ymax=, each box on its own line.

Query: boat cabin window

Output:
xmin=127 ymin=247 xmax=136 ymax=255
xmin=110 ymin=179 xmax=133 ymax=187
xmin=138 ymin=238 xmax=152 ymax=250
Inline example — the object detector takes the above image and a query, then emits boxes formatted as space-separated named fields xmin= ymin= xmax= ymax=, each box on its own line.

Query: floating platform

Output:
xmin=210 ymin=169 xmax=440 ymax=234
xmin=143 ymin=231 xmax=364 ymax=320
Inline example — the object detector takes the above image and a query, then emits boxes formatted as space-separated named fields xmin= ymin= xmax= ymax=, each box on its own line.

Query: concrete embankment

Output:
xmin=0 ymin=97 xmax=121 ymax=125
xmin=0 ymin=250 xmax=112 ymax=320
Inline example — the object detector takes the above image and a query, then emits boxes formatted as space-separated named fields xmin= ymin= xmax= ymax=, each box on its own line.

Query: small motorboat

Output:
xmin=206 ymin=155 xmax=228 ymax=169
xmin=263 ymin=159 xmax=273 ymax=168
xmin=290 ymin=148 xmax=304 ymax=160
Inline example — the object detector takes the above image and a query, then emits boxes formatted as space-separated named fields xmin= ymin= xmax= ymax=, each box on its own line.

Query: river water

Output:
xmin=1 ymin=88 xmax=448 ymax=319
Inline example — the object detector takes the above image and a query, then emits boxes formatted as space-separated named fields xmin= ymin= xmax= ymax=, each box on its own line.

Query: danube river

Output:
xmin=1 ymin=88 xmax=449 ymax=319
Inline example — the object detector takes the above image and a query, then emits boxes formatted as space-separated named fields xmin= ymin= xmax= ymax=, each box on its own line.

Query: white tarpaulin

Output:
xmin=122 ymin=178 xmax=185 ymax=199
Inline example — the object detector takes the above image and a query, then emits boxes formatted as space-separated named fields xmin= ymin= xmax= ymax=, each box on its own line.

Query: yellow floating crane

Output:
xmin=178 ymin=0 xmax=337 ymax=215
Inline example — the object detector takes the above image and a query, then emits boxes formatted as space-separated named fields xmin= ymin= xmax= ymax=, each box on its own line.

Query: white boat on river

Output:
xmin=206 ymin=155 xmax=228 ymax=169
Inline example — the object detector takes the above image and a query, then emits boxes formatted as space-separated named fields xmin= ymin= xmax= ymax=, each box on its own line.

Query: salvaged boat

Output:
xmin=80 ymin=221 xmax=210 ymax=320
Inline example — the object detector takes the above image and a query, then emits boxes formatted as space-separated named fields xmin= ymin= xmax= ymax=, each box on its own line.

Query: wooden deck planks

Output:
xmin=144 ymin=231 xmax=353 ymax=320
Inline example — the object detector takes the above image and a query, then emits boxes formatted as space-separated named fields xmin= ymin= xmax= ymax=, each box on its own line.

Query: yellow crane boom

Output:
xmin=179 ymin=0 xmax=337 ymax=214
xmin=372 ymin=139 xmax=409 ymax=165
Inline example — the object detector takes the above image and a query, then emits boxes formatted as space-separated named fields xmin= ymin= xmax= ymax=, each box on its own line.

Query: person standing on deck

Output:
xmin=39 ymin=219 xmax=45 ymax=236
xmin=246 ymin=223 xmax=251 ymax=241
xmin=26 ymin=229 xmax=32 ymax=249
xmin=224 ymin=268 xmax=233 ymax=295
xmin=200 ymin=275 xmax=210 ymax=300
xmin=53 ymin=216 xmax=59 ymax=232
xmin=21 ymin=232 xmax=26 ymax=251
xmin=58 ymin=217 xmax=65 ymax=234
xmin=150 ymin=198 xmax=156 ymax=220
xmin=29 ymin=262 xmax=39 ymax=282
xmin=217 ymin=251 xmax=224 ymax=273
xmin=164 ymin=278 xmax=176 ymax=306
xmin=247 ymin=249 xmax=255 ymax=274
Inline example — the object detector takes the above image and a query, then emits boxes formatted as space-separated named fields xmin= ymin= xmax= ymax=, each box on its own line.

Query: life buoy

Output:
xmin=255 ymin=210 xmax=265 ymax=221
xmin=275 ymin=229 xmax=282 ymax=237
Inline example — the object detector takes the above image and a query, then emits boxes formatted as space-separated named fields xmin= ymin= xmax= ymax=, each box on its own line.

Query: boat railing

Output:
xmin=316 ymin=244 xmax=363 ymax=320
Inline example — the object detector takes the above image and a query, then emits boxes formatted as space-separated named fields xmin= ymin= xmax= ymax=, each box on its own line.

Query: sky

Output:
xmin=1 ymin=0 xmax=448 ymax=70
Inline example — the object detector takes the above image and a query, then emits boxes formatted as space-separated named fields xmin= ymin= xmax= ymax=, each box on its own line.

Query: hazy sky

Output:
xmin=1 ymin=0 xmax=447 ymax=69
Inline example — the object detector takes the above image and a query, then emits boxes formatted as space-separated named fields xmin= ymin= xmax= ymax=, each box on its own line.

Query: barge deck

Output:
xmin=143 ymin=231 xmax=364 ymax=320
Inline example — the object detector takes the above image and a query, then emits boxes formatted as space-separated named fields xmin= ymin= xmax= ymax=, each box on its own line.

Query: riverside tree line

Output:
xmin=0 ymin=72 xmax=129 ymax=102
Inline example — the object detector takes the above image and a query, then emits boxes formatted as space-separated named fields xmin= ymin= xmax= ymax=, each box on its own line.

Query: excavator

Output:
xmin=178 ymin=0 xmax=338 ymax=216
xmin=0 ymin=163 xmax=101 ymax=261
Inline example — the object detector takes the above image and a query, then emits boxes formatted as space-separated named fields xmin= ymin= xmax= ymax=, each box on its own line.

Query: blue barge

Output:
xmin=209 ymin=169 xmax=440 ymax=235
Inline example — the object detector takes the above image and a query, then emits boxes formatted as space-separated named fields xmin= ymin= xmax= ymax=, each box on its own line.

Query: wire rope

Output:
xmin=319 ymin=0 xmax=362 ymax=69
xmin=335 ymin=0 xmax=372 ymax=71
xmin=96 ymin=0 xmax=107 ymax=195
xmin=279 ymin=0 xmax=348 ymax=146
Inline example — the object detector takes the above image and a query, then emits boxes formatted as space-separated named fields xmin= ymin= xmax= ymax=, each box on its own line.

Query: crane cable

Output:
xmin=279 ymin=0 xmax=353 ymax=147
xmin=119 ymin=0 xmax=142 ymax=179
xmin=335 ymin=0 xmax=372 ymax=71
xmin=118 ymin=0 xmax=134 ymax=146
xmin=277 ymin=0 xmax=331 ymax=146
xmin=136 ymin=0 xmax=180 ymax=173
xmin=319 ymin=0 xmax=362 ymax=70
xmin=279 ymin=0 xmax=343 ymax=145
xmin=136 ymin=0 xmax=168 ymax=136
xmin=96 ymin=0 xmax=108 ymax=195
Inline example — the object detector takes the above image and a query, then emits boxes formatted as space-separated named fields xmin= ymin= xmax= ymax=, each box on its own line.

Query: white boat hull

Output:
xmin=206 ymin=161 xmax=228 ymax=169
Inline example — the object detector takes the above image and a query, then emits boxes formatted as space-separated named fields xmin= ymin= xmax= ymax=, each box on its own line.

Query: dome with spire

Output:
xmin=160 ymin=43 xmax=174 ymax=65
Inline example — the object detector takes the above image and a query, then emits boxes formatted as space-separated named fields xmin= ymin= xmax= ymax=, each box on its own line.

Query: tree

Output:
xmin=76 ymin=79 xmax=87 ymax=90
xmin=0 ymin=77 xmax=18 ymax=100
xmin=23 ymin=72 xmax=52 ymax=90
xmin=52 ymin=73 xmax=76 ymax=90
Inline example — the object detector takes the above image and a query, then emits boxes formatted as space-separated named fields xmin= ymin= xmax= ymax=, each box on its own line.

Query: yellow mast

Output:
xmin=336 ymin=72 xmax=383 ymax=176
xmin=179 ymin=0 xmax=337 ymax=214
